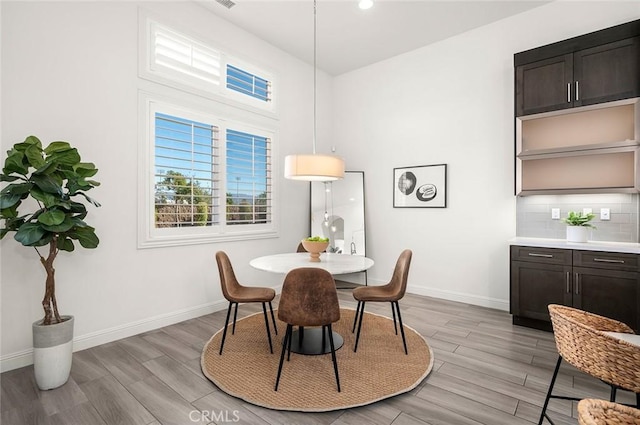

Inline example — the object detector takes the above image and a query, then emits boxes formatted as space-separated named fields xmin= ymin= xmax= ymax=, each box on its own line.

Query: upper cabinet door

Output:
xmin=574 ymin=36 xmax=640 ymax=108
xmin=516 ymin=54 xmax=573 ymax=117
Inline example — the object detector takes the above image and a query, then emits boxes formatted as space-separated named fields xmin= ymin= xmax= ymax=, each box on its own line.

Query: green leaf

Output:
xmin=30 ymin=187 xmax=57 ymax=208
xmin=0 ymin=174 xmax=21 ymax=182
xmin=58 ymin=237 xmax=75 ymax=252
xmin=31 ymin=174 xmax=63 ymax=195
xmin=48 ymin=148 xmax=80 ymax=166
xmin=77 ymin=192 xmax=101 ymax=207
xmin=74 ymin=162 xmax=98 ymax=178
xmin=37 ymin=209 xmax=66 ymax=226
xmin=1 ymin=182 xmax=33 ymax=196
xmin=69 ymin=226 xmax=99 ymax=249
xmin=41 ymin=216 xmax=74 ymax=233
xmin=33 ymin=161 xmax=57 ymax=176
xmin=0 ymin=228 xmax=9 ymax=239
xmin=0 ymin=193 xmax=21 ymax=209
xmin=24 ymin=144 xmax=45 ymax=169
xmin=3 ymin=149 xmax=28 ymax=175
xmin=14 ymin=223 xmax=47 ymax=246
xmin=44 ymin=141 xmax=72 ymax=154
xmin=1 ymin=204 xmax=18 ymax=219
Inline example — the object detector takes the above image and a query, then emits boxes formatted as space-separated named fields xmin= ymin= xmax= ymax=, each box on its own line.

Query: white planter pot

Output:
xmin=566 ymin=226 xmax=589 ymax=243
xmin=32 ymin=315 xmax=74 ymax=390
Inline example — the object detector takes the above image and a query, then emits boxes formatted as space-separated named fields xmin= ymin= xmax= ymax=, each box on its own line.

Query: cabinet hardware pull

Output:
xmin=593 ymin=258 xmax=624 ymax=264
xmin=575 ymin=273 xmax=580 ymax=295
xmin=567 ymin=83 xmax=571 ymax=103
xmin=528 ymin=253 xmax=553 ymax=258
xmin=575 ymin=81 xmax=579 ymax=101
xmin=566 ymin=271 xmax=570 ymax=293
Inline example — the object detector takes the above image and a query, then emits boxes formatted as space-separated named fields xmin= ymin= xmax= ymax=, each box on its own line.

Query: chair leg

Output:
xmin=352 ymin=301 xmax=361 ymax=333
xmin=328 ymin=324 xmax=340 ymax=392
xmin=232 ymin=302 xmax=239 ymax=335
xmin=261 ymin=302 xmax=273 ymax=354
xmin=275 ymin=324 xmax=292 ymax=391
xmin=287 ymin=325 xmax=293 ymax=361
xmin=538 ymin=355 xmax=563 ymax=425
xmin=321 ymin=325 xmax=327 ymax=354
xmin=610 ymin=385 xmax=617 ymax=402
xmin=268 ymin=301 xmax=277 ymax=335
xmin=394 ymin=301 xmax=408 ymax=355
xmin=391 ymin=302 xmax=398 ymax=335
xmin=354 ymin=301 xmax=366 ymax=352
xmin=219 ymin=302 xmax=234 ymax=355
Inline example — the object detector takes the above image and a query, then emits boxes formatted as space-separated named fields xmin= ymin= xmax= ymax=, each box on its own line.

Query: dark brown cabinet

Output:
xmin=516 ymin=37 xmax=640 ymax=116
xmin=510 ymin=245 xmax=640 ymax=332
xmin=515 ymin=20 xmax=640 ymax=117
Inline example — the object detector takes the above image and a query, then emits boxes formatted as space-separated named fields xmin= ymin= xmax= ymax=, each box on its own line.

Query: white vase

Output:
xmin=32 ymin=315 xmax=74 ymax=390
xmin=566 ymin=226 xmax=589 ymax=243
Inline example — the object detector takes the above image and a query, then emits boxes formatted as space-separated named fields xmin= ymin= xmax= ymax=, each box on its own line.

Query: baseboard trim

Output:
xmin=1 ymin=300 xmax=227 ymax=373
xmin=406 ymin=284 xmax=509 ymax=311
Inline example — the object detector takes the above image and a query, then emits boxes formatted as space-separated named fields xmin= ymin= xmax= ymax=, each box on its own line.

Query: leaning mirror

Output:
xmin=310 ymin=171 xmax=365 ymax=256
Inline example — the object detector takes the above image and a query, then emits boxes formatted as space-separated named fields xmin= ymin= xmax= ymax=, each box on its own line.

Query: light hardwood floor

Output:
xmin=1 ymin=290 xmax=636 ymax=425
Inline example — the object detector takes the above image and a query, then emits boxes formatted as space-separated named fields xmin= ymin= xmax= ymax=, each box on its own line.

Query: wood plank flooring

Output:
xmin=2 ymin=290 xmax=636 ymax=425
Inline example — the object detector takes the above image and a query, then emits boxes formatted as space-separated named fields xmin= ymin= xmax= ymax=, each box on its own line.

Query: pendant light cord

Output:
xmin=313 ymin=0 xmax=317 ymax=155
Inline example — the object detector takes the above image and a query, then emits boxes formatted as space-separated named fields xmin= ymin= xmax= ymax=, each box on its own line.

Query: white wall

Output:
xmin=0 ymin=1 xmax=324 ymax=371
xmin=330 ymin=2 xmax=640 ymax=309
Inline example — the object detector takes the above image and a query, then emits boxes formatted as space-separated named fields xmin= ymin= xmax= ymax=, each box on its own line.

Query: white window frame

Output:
xmin=138 ymin=13 xmax=277 ymax=116
xmin=138 ymin=92 xmax=278 ymax=248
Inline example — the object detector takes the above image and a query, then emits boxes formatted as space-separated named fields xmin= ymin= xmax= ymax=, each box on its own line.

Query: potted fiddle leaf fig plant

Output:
xmin=562 ymin=211 xmax=595 ymax=243
xmin=0 ymin=135 xmax=100 ymax=390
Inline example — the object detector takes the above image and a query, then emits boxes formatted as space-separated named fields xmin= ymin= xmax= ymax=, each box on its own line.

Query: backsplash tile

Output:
xmin=516 ymin=194 xmax=639 ymax=242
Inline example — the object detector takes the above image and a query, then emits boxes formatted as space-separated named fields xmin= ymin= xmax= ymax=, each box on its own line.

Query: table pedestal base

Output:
xmin=288 ymin=327 xmax=344 ymax=355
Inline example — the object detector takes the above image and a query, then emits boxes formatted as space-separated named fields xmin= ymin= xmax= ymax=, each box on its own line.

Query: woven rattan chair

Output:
xmin=352 ymin=249 xmax=412 ymax=354
xmin=215 ymin=251 xmax=277 ymax=355
xmin=578 ymin=399 xmax=640 ymax=425
xmin=275 ymin=267 xmax=341 ymax=392
xmin=539 ymin=305 xmax=640 ymax=425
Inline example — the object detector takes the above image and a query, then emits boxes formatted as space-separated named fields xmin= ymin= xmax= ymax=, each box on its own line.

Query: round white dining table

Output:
xmin=249 ymin=252 xmax=374 ymax=275
xmin=250 ymin=252 xmax=374 ymax=355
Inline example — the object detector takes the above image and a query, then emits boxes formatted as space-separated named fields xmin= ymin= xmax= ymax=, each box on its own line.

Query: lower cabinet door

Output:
xmin=573 ymin=267 xmax=640 ymax=332
xmin=511 ymin=261 xmax=573 ymax=322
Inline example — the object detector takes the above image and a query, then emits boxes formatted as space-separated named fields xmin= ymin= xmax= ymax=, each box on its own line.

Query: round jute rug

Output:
xmin=200 ymin=308 xmax=434 ymax=412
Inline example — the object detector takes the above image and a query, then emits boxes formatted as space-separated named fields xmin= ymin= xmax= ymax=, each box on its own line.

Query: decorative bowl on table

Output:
xmin=300 ymin=237 xmax=329 ymax=262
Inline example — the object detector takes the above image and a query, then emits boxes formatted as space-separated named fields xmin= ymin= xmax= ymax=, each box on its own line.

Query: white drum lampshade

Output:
xmin=284 ymin=153 xmax=345 ymax=181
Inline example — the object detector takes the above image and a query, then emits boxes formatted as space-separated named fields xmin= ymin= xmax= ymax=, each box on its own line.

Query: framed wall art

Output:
xmin=393 ymin=164 xmax=447 ymax=208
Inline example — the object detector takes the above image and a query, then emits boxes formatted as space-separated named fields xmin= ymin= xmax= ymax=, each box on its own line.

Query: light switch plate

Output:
xmin=600 ymin=208 xmax=610 ymax=221
xmin=551 ymin=208 xmax=560 ymax=219
xmin=583 ymin=207 xmax=592 ymax=215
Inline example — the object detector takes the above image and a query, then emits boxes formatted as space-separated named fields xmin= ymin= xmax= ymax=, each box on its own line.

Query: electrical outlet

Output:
xmin=583 ymin=207 xmax=592 ymax=215
xmin=600 ymin=208 xmax=610 ymax=221
xmin=551 ymin=208 xmax=560 ymax=219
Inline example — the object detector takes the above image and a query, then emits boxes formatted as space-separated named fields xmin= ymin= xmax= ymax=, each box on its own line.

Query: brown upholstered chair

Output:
xmin=539 ymin=305 xmax=640 ymax=425
xmin=215 ymin=251 xmax=277 ymax=355
xmin=578 ymin=399 xmax=640 ymax=425
xmin=275 ymin=267 xmax=341 ymax=392
xmin=352 ymin=249 xmax=412 ymax=354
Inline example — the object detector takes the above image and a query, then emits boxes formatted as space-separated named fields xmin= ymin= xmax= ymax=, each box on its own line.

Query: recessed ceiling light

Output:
xmin=358 ymin=0 xmax=373 ymax=10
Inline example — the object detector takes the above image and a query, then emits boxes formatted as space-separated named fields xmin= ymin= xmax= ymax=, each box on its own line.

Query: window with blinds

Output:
xmin=151 ymin=22 xmax=221 ymax=88
xmin=226 ymin=64 xmax=271 ymax=103
xmin=145 ymin=20 xmax=274 ymax=110
xmin=154 ymin=113 xmax=219 ymax=228
xmin=226 ymin=129 xmax=272 ymax=225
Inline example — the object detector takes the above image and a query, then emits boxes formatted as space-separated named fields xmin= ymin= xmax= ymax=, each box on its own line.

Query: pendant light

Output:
xmin=284 ymin=0 xmax=345 ymax=182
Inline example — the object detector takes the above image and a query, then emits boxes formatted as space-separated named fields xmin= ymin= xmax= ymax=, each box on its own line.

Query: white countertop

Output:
xmin=509 ymin=237 xmax=640 ymax=254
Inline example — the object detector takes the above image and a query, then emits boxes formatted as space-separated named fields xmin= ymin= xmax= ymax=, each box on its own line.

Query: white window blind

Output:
xmin=226 ymin=64 xmax=272 ymax=103
xmin=151 ymin=22 xmax=221 ymax=87
xmin=226 ymin=129 xmax=272 ymax=225
xmin=154 ymin=113 xmax=219 ymax=228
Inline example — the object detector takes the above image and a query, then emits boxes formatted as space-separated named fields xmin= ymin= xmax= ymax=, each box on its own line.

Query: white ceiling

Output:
xmin=197 ymin=0 xmax=549 ymax=75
